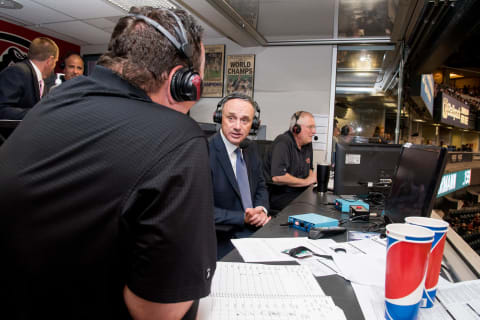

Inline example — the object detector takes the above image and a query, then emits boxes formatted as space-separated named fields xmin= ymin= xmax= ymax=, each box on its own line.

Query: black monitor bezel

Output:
xmin=384 ymin=144 xmax=448 ymax=223
xmin=334 ymin=142 xmax=402 ymax=195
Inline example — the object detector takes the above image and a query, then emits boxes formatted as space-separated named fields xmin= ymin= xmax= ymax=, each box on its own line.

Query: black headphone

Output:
xmin=127 ymin=11 xmax=202 ymax=102
xmin=213 ymin=93 xmax=261 ymax=131
xmin=340 ymin=125 xmax=351 ymax=136
xmin=291 ymin=111 xmax=303 ymax=134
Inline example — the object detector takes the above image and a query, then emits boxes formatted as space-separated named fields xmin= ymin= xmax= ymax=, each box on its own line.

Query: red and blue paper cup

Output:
xmin=385 ymin=223 xmax=434 ymax=320
xmin=405 ymin=216 xmax=449 ymax=308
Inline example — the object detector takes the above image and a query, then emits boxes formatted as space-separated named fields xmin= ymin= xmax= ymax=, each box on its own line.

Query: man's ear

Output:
xmin=166 ymin=65 xmax=185 ymax=105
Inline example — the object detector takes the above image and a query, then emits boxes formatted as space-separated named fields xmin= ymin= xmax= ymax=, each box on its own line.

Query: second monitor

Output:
xmin=334 ymin=143 xmax=402 ymax=195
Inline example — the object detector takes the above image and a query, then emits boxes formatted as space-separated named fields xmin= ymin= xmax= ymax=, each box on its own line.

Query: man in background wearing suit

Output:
xmin=0 ymin=37 xmax=58 ymax=119
xmin=48 ymin=52 xmax=84 ymax=93
xmin=209 ymin=93 xmax=271 ymax=258
xmin=62 ymin=52 xmax=84 ymax=81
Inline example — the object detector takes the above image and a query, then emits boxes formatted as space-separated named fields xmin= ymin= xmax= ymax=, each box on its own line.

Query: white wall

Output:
xmin=81 ymin=44 xmax=107 ymax=55
xmin=194 ymin=38 xmax=334 ymax=145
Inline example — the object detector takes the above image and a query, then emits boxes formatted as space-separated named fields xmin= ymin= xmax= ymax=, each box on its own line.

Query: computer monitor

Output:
xmin=334 ymin=143 xmax=402 ymax=195
xmin=384 ymin=144 xmax=447 ymax=223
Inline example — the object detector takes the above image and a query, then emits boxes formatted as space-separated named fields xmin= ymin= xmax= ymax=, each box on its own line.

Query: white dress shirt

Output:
xmin=30 ymin=60 xmax=44 ymax=97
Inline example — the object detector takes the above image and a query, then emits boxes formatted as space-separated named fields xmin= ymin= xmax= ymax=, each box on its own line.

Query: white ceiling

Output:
xmin=0 ymin=0 xmax=223 ymax=46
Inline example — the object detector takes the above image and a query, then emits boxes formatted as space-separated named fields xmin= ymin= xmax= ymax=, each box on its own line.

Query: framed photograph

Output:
xmin=225 ymin=54 xmax=255 ymax=98
xmin=202 ymin=44 xmax=225 ymax=98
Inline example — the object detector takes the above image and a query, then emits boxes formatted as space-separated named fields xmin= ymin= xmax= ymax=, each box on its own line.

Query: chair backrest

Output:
xmin=255 ymin=140 xmax=272 ymax=161
xmin=253 ymin=140 xmax=274 ymax=185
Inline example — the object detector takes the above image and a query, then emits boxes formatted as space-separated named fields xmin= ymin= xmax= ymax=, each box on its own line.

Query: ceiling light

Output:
xmin=432 ymin=123 xmax=441 ymax=126
xmin=356 ymin=127 xmax=362 ymax=132
xmin=355 ymin=72 xmax=374 ymax=77
xmin=105 ymin=0 xmax=176 ymax=11
xmin=0 ymin=0 xmax=22 ymax=9
xmin=384 ymin=102 xmax=397 ymax=107
xmin=449 ymin=73 xmax=464 ymax=79
xmin=413 ymin=119 xmax=426 ymax=122
xmin=336 ymin=87 xmax=376 ymax=94
xmin=359 ymin=55 xmax=370 ymax=62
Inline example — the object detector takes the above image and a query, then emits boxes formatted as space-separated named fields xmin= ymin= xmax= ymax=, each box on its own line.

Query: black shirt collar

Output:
xmin=286 ymin=130 xmax=301 ymax=151
xmin=90 ymin=65 xmax=152 ymax=103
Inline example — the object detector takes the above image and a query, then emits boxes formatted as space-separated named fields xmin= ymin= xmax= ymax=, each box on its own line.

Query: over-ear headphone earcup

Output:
xmin=251 ymin=118 xmax=260 ymax=131
xmin=170 ymin=68 xmax=203 ymax=102
xmin=213 ymin=109 xmax=222 ymax=124
xmin=251 ymin=102 xmax=260 ymax=131
xmin=292 ymin=124 xmax=301 ymax=134
xmin=213 ymin=97 xmax=225 ymax=124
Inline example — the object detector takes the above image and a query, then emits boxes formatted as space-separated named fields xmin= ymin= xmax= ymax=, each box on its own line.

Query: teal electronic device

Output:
xmin=288 ymin=213 xmax=339 ymax=232
xmin=335 ymin=198 xmax=369 ymax=213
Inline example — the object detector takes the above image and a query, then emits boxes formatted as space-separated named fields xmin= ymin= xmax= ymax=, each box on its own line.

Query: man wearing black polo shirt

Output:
xmin=265 ymin=111 xmax=317 ymax=210
xmin=0 ymin=7 xmax=216 ymax=320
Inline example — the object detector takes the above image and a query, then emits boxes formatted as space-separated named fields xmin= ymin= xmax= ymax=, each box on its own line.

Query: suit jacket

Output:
xmin=209 ymin=132 xmax=269 ymax=237
xmin=0 ymin=60 xmax=41 ymax=119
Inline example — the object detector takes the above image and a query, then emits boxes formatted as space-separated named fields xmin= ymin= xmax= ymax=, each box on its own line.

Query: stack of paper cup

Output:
xmin=405 ymin=216 xmax=449 ymax=308
xmin=385 ymin=223 xmax=434 ymax=320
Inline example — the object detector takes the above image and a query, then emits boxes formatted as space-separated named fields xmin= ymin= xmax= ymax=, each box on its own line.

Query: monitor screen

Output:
xmin=384 ymin=144 xmax=447 ymax=223
xmin=334 ymin=143 xmax=402 ymax=195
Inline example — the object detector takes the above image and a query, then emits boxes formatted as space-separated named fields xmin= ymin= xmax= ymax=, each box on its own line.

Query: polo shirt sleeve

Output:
xmin=122 ymin=137 xmax=217 ymax=303
xmin=270 ymin=139 xmax=291 ymax=177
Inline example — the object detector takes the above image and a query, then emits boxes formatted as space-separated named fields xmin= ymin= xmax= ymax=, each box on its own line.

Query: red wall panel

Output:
xmin=0 ymin=19 xmax=80 ymax=72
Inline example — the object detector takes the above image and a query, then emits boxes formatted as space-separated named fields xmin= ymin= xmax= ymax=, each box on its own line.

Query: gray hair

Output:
xmin=289 ymin=110 xmax=313 ymax=131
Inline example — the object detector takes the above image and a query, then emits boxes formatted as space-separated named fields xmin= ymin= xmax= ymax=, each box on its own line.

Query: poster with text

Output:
xmin=202 ymin=44 xmax=225 ymax=97
xmin=226 ymin=54 xmax=255 ymax=98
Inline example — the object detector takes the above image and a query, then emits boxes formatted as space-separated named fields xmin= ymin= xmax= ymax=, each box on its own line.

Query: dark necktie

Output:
xmin=39 ymin=79 xmax=44 ymax=98
xmin=235 ymin=148 xmax=253 ymax=210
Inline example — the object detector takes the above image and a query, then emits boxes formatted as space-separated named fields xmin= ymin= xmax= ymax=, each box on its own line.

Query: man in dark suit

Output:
xmin=0 ymin=37 xmax=59 ymax=120
xmin=209 ymin=93 xmax=270 ymax=258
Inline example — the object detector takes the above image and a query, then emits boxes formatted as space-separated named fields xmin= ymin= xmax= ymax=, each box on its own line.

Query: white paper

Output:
xmin=334 ymin=253 xmax=386 ymax=286
xmin=297 ymin=257 xmax=340 ymax=277
xmin=198 ymin=296 xmax=346 ymax=320
xmin=231 ymin=237 xmax=336 ymax=262
xmin=436 ymin=279 xmax=480 ymax=319
xmin=346 ymin=238 xmax=387 ymax=258
xmin=351 ymin=283 xmax=453 ymax=320
xmin=198 ymin=262 xmax=347 ymax=320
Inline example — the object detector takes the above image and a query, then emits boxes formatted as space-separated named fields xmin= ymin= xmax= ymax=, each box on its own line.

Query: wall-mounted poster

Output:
xmin=202 ymin=44 xmax=225 ymax=97
xmin=226 ymin=54 xmax=255 ymax=98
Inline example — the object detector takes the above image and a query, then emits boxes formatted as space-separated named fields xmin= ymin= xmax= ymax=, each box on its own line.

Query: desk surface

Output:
xmin=222 ymin=186 xmax=478 ymax=320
